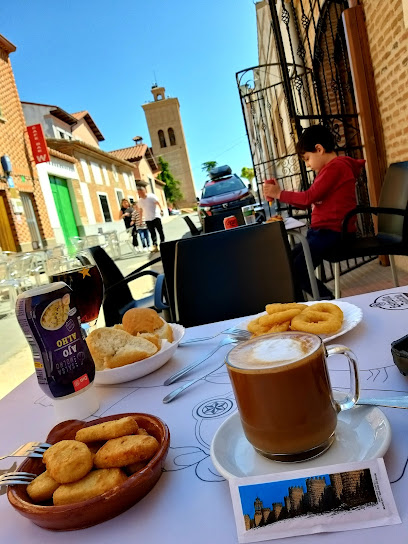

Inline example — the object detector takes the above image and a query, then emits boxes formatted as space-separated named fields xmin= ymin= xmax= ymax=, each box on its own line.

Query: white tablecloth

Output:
xmin=1 ymin=286 xmax=408 ymax=543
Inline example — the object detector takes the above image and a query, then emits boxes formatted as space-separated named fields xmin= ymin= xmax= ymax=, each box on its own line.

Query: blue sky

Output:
xmin=4 ymin=0 xmax=259 ymax=195
xmin=239 ymin=475 xmax=331 ymax=517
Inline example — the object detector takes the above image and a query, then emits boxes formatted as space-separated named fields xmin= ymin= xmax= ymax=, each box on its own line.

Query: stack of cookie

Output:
xmin=26 ymin=416 xmax=159 ymax=506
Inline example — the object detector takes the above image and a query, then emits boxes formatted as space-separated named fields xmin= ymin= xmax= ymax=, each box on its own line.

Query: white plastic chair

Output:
xmin=69 ymin=236 xmax=86 ymax=251
xmin=8 ymin=255 xmax=36 ymax=291
xmin=117 ymin=230 xmax=137 ymax=258
xmin=0 ymin=261 xmax=21 ymax=313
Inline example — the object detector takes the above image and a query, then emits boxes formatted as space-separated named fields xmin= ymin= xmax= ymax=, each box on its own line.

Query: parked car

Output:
xmin=198 ymin=165 xmax=255 ymax=223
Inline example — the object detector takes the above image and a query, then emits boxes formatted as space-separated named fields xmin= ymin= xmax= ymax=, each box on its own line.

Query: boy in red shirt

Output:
xmin=264 ymin=124 xmax=365 ymax=300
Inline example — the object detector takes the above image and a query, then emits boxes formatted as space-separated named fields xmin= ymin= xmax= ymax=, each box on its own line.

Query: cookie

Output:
xmin=94 ymin=434 xmax=159 ymax=469
xmin=53 ymin=468 xmax=127 ymax=505
xmin=43 ymin=440 xmax=93 ymax=484
xmin=26 ymin=470 xmax=60 ymax=502
xmin=75 ymin=416 xmax=139 ymax=443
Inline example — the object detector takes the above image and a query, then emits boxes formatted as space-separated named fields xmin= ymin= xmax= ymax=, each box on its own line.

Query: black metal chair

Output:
xmin=172 ymin=221 xmax=296 ymax=327
xmin=158 ymin=240 xmax=179 ymax=323
xmin=86 ymin=246 xmax=168 ymax=326
xmin=323 ymin=161 xmax=408 ymax=297
xmin=182 ymin=215 xmax=202 ymax=236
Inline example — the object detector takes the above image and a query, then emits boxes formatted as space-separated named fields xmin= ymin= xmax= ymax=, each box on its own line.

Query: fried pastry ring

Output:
xmin=258 ymin=309 xmax=303 ymax=326
xmin=291 ymin=310 xmax=342 ymax=334
xmin=305 ymin=302 xmax=343 ymax=321
xmin=251 ymin=321 xmax=291 ymax=337
xmin=265 ymin=303 xmax=307 ymax=315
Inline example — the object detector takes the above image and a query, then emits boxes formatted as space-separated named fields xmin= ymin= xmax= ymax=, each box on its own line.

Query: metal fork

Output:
xmin=0 ymin=442 xmax=51 ymax=461
xmin=164 ymin=336 xmax=241 ymax=386
xmin=0 ymin=472 xmax=37 ymax=487
xmin=179 ymin=327 xmax=251 ymax=346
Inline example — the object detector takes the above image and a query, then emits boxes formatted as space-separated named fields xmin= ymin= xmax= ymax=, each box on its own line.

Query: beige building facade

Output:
xmin=142 ymin=86 xmax=196 ymax=208
xmin=22 ymin=102 xmax=138 ymax=247
xmin=109 ymin=138 xmax=167 ymax=214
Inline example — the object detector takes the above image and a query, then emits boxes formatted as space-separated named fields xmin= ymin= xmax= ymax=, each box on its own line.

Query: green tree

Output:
xmin=157 ymin=156 xmax=184 ymax=205
xmin=201 ymin=161 xmax=217 ymax=174
xmin=241 ymin=167 xmax=255 ymax=185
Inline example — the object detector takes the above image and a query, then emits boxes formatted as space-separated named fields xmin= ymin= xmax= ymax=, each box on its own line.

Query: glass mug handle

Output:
xmin=326 ymin=345 xmax=360 ymax=412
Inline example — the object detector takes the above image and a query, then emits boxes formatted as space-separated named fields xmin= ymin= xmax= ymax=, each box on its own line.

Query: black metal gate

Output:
xmin=237 ymin=0 xmax=374 ymax=280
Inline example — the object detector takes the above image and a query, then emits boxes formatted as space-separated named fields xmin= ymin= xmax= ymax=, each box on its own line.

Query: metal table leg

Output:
xmin=289 ymin=231 xmax=320 ymax=301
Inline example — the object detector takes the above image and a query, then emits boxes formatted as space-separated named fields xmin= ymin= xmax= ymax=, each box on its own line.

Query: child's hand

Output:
xmin=264 ymin=182 xmax=281 ymax=200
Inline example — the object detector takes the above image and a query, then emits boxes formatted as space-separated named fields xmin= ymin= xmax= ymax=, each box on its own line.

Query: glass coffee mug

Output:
xmin=226 ymin=331 xmax=359 ymax=462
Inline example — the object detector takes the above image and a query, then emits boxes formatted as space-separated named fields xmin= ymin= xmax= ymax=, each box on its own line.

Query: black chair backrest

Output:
xmin=378 ymin=162 xmax=408 ymax=237
xmin=173 ymin=221 xmax=296 ymax=327
xmin=87 ymin=246 xmax=133 ymax=313
xmin=159 ymin=239 xmax=178 ymax=322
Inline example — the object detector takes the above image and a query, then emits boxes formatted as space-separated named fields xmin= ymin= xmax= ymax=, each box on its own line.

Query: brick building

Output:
xmin=363 ymin=0 xmax=408 ymax=164
xmin=0 ymin=34 xmax=54 ymax=252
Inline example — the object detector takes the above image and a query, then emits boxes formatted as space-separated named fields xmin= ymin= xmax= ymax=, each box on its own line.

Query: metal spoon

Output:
xmin=356 ymin=396 xmax=408 ymax=409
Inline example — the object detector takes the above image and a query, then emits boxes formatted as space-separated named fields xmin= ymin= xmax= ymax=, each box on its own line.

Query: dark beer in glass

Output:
xmin=51 ymin=265 xmax=103 ymax=324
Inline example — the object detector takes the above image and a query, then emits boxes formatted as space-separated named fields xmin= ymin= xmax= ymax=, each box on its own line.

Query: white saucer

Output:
xmin=210 ymin=398 xmax=392 ymax=480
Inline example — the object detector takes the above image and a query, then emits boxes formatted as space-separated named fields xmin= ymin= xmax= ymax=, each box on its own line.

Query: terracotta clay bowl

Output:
xmin=7 ymin=412 xmax=170 ymax=531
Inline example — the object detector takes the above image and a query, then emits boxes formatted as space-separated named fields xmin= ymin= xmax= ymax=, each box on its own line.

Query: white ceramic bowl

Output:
xmin=94 ymin=323 xmax=185 ymax=385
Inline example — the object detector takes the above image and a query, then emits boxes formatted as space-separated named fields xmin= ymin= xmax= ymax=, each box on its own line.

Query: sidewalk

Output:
xmin=1 ymin=213 xmax=407 ymax=400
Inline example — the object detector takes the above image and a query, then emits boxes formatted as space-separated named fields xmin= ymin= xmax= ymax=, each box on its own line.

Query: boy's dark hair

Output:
xmin=296 ymin=124 xmax=335 ymax=155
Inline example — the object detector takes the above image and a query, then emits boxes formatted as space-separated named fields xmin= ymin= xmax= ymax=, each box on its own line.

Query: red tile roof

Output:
xmin=109 ymin=144 xmax=148 ymax=162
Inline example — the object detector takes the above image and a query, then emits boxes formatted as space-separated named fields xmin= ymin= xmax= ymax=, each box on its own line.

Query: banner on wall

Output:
xmin=27 ymin=124 xmax=50 ymax=164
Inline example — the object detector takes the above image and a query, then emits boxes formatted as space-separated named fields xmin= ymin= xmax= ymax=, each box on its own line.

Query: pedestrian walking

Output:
xmin=130 ymin=206 xmax=150 ymax=251
xmin=136 ymin=186 xmax=165 ymax=253
xmin=119 ymin=198 xmax=139 ymax=250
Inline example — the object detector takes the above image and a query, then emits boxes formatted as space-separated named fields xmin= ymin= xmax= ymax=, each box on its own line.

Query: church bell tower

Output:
xmin=142 ymin=85 xmax=196 ymax=208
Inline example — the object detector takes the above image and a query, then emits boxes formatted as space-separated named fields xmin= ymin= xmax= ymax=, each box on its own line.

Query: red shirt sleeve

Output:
xmin=279 ymin=162 xmax=341 ymax=208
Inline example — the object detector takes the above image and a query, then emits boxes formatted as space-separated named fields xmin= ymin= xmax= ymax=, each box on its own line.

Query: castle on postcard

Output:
xmin=244 ymin=470 xmax=376 ymax=530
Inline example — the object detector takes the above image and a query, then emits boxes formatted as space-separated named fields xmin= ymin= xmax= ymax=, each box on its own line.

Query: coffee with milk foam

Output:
xmin=229 ymin=333 xmax=320 ymax=369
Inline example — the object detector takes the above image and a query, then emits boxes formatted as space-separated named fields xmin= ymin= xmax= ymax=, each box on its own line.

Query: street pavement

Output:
xmin=0 ymin=213 xmax=198 ymax=400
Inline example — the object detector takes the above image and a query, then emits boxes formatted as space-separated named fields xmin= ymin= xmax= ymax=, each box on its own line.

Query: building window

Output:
xmin=112 ymin=164 xmax=119 ymax=182
xmin=59 ymin=131 xmax=65 ymax=139
xmin=148 ymin=177 xmax=154 ymax=193
xmin=115 ymin=189 xmax=124 ymax=206
xmin=98 ymin=193 xmax=112 ymax=222
xmin=80 ymin=158 xmax=91 ymax=183
xmin=168 ymin=128 xmax=176 ymax=146
xmin=123 ymin=172 xmax=130 ymax=190
xmin=158 ymin=130 xmax=167 ymax=148
xmin=90 ymin=161 xmax=103 ymax=185
xmin=102 ymin=165 xmax=110 ymax=185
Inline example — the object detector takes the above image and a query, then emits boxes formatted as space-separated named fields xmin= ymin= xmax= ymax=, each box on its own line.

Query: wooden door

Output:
xmin=0 ymin=193 xmax=17 ymax=251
